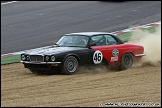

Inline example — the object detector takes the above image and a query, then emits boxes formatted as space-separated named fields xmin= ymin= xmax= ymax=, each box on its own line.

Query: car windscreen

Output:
xmin=56 ymin=35 xmax=89 ymax=47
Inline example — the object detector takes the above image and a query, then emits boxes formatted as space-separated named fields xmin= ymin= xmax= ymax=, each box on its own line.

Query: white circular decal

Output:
xmin=93 ymin=50 xmax=103 ymax=64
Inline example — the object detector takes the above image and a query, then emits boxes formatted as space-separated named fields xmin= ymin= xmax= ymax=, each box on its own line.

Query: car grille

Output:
xmin=30 ymin=55 xmax=44 ymax=62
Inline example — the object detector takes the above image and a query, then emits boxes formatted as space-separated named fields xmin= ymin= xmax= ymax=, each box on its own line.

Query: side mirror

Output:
xmin=91 ymin=43 xmax=96 ymax=46
xmin=88 ymin=43 xmax=96 ymax=48
xmin=53 ymin=42 xmax=59 ymax=47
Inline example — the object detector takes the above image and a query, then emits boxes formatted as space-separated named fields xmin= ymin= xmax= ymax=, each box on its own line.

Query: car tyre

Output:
xmin=119 ymin=53 xmax=133 ymax=70
xmin=61 ymin=56 xmax=79 ymax=75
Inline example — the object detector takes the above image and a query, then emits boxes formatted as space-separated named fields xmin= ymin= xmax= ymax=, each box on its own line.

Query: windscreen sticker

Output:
xmin=93 ymin=50 xmax=103 ymax=64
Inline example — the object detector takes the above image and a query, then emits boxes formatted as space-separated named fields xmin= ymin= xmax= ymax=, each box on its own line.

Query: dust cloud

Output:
xmin=128 ymin=25 xmax=161 ymax=67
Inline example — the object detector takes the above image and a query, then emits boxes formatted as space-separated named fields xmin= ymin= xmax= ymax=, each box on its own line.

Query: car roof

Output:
xmin=65 ymin=32 xmax=116 ymax=36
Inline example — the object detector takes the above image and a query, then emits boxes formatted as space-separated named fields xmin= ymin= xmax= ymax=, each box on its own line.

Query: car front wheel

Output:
xmin=61 ymin=56 xmax=79 ymax=75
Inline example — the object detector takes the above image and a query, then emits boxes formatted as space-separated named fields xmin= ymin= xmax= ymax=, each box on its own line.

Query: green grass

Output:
xmin=117 ymin=32 xmax=132 ymax=42
xmin=1 ymin=55 xmax=21 ymax=65
xmin=1 ymin=26 xmax=159 ymax=65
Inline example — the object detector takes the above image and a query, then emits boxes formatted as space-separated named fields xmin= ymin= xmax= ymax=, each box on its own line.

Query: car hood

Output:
xmin=25 ymin=47 xmax=87 ymax=55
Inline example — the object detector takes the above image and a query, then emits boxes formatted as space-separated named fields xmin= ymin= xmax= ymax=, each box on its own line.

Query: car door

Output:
xmin=90 ymin=35 xmax=110 ymax=64
xmin=103 ymin=34 xmax=123 ymax=64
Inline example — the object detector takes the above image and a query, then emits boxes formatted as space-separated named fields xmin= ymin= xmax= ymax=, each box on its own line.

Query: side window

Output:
xmin=104 ymin=35 xmax=118 ymax=45
xmin=90 ymin=35 xmax=106 ymax=46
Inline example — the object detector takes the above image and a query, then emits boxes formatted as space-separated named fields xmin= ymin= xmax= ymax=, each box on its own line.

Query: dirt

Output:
xmin=1 ymin=63 xmax=161 ymax=107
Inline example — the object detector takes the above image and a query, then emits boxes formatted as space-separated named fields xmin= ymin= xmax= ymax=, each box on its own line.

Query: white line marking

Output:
xmin=1 ymin=1 xmax=18 ymax=5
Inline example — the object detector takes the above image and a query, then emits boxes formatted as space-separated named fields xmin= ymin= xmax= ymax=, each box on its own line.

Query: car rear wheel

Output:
xmin=119 ymin=53 xmax=133 ymax=70
xmin=61 ymin=56 xmax=79 ymax=75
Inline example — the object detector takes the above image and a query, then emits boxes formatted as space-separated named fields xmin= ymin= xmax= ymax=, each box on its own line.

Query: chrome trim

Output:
xmin=21 ymin=61 xmax=61 ymax=64
xmin=135 ymin=54 xmax=146 ymax=57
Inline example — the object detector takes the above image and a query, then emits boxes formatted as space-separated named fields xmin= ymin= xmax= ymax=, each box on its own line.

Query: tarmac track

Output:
xmin=1 ymin=63 xmax=161 ymax=107
xmin=1 ymin=1 xmax=161 ymax=54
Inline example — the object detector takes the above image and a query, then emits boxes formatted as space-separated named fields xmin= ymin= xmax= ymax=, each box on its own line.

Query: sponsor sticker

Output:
xmin=112 ymin=49 xmax=119 ymax=57
xmin=93 ymin=50 xmax=103 ymax=64
xmin=111 ymin=56 xmax=118 ymax=62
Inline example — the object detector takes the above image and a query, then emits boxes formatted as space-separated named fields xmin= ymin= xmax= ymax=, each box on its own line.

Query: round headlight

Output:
xmin=51 ymin=55 xmax=55 ymax=61
xmin=26 ymin=55 xmax=30 ymax=61
xmin=45 ymin=56 xmax=49 ymax=61
xmin=21 ymin=54 xmax=26 ymax=61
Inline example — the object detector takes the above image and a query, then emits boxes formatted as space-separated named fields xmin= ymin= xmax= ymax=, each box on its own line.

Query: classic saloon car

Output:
xmin=21 ymin=32 xmax=145 ymax=75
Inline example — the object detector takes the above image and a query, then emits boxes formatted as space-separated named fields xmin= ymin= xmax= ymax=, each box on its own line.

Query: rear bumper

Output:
xmin=135 ymin=54 xmax=145 ymax=57
xmin=134 ymin=53 xmax=145 ymax=61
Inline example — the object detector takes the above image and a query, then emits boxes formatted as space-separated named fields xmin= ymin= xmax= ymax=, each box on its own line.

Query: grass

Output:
xmin=1 ymin=55 xmax=21 ymax=65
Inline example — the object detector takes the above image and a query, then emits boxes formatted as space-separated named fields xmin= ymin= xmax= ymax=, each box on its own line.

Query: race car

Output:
xmin=21 ymin=32 xmax=145 ymax=75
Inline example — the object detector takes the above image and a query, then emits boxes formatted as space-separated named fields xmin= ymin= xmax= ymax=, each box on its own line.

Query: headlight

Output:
xmin=21 ymin=54 xmax=26 ymax=61
xmin=45 ymin=55 xmax=49 ymax=61
xmin=51 ymin=55 xmax=55 ymax=61
xmin=26 ymin=55 xmax=30 ymax=61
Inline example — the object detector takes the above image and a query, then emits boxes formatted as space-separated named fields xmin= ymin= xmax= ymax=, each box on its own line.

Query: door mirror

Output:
xmin=54 ymin=42 xmax=57 ymax=45
xmin=88 ymin=43 xmax=96 ymax=48
xmin=91 ymin=43 xmax=96 ymax=46
xmin=53 ymin=42 xmax=60 ymax=47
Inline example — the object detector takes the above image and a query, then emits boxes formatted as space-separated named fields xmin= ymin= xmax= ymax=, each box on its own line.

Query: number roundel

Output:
xmin=93 ymin=50 xmax=103 ymax=64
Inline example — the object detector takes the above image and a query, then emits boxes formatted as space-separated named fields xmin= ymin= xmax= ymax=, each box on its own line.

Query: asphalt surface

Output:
xmin=1 ymin=1 xmax=161 ymax=54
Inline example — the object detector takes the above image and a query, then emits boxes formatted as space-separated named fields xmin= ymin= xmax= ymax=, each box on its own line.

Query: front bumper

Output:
xmin=21 ymin=61 xmax=61 ymax=71
xmin=20 ymin=61 xmax=61 ymax=64
xmin=21 ymin=61 xmax=62 ymax=69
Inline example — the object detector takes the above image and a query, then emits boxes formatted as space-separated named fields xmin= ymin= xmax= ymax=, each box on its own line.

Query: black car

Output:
xmin=21 ymin=32 xmax=144 ymax=75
